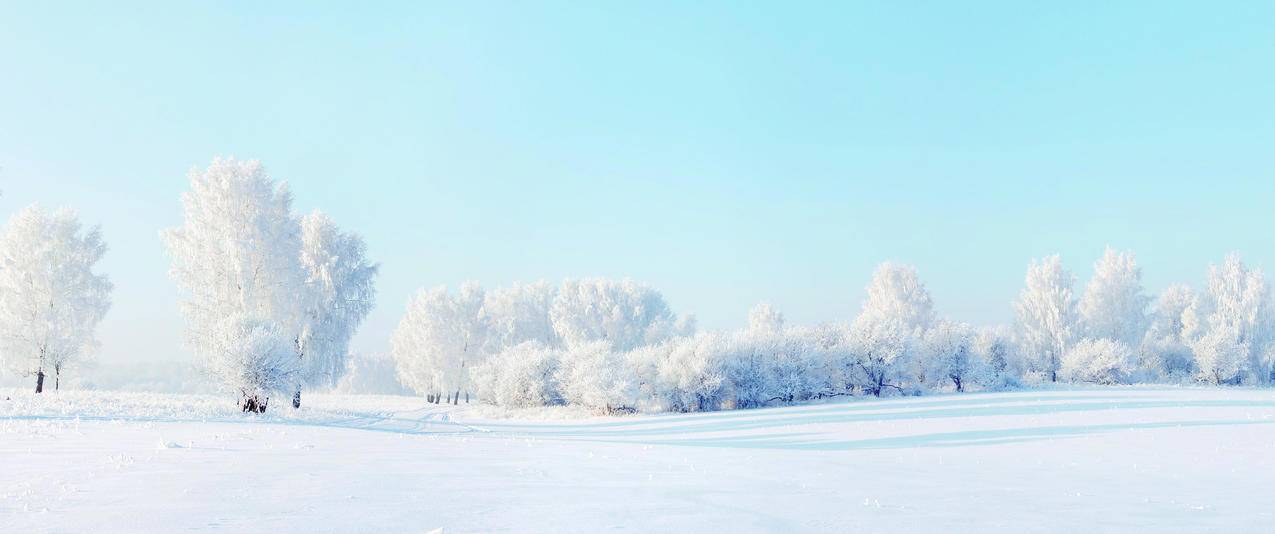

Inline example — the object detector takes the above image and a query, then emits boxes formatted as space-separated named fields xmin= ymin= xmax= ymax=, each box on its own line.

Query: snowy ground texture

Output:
xmin=4 ymin=388 xmax=1275 ymax=533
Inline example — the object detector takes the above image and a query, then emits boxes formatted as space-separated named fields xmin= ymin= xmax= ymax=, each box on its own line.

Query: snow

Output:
xmin=4 ymin=387 xmax=1275 ymax=532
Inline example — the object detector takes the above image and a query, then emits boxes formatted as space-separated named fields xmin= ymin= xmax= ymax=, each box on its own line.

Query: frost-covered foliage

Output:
xmin=551 ymin=278 xmax=693 ymax=351
xmin=1141 ymin=285 xmax=1197 ymax=380
xmin=0 ymin=206 xmax=112 ymax=392
xmin=1015 ymin=255 xmax=1077 ymax=382
xmin=1148 ymin=285 xmax=1195 ymax=343
xmin=746 ymin=302 xmax=785 ymax=337
xmin=297 ymin=211 xmax=379 ymax=390
xmin=1079 ymin=247 xmax=1150 ymax=346
xmin=845 ymin=319 xmax=912 ymax=397
xmin=393 ymin=277 xmax=694 ymax=404
xmin=199 ymin=318 xmax=300 ymax=410
xmin=557 ymin=341 xmax=639 ymax=410
xmin=391 ymin=282 xmax=488 ymax=400
xmin=471 ymin=342 xmax=562 ymax=408
xmin=923 ymin=321 xmax=975 ymax=392
xmin=1190 ymin=254 xmax=1272 ymax=383
xmin=854 ymin=262 xmax=934 ymax=335
xmin=971 ymin=326 xmax=1022 ymax=389
xmin=1191 ymin=328 xmax=1249 ymax=385
xmin=483 ymin=281 xmax=560 ymax=349
xmin=164 ymin=158 xmax=377 ymax=411
xmin=390 ymin=251 xmax=1275 ymax=414
xmin=1061 ymin=338 xmax=1135 ymax=385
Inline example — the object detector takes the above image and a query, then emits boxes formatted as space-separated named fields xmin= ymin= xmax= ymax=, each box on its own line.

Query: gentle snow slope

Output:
xmin=4 ymin=388 xmax=1275 ymax=532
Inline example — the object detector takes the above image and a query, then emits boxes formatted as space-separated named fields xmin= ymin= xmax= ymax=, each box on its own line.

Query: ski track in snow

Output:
xmin=4 ymin=387 xmax=1275 ymax=532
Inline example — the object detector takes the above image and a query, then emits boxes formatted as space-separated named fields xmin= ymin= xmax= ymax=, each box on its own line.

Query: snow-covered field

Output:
xmin=4 ymin=388 xmax=1275 ymax=533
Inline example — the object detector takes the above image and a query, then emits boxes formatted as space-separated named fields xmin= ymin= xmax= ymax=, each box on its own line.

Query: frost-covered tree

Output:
xmin=482 ymin=281 xmax=560 ymax=350
xmin=1078 ymin=247 xmax=1150 ymax=346
xmin=650 ymin=333 xmax=730 ymax=411
xmin=850 ymin=263 xmax=933 ymax=390
xmin=293 ymin=211 xmax=378 ymax=407
xmin=1014 ymin=255 xmax=1076 ymax=382
xmin=1189 ymin=254 xmax=1272 ymax=383
xmin=1141 ymin=285 xmax=1197 ymax=379
xmin=391 ymin=282 xmax=488 ymax=403
xmin=165 ymin=161 xmax=378 ymax=411
xmin=550 ymin=278 xmax=692 ymax=352
xmin=846 ymin=319 xmax=911 ymax=396
xmin=972 ymin=326 xmax=1021 ymax=389
xmin=0 ymin=206 xmax=112 ymax=392
xmin=471 ymin=341 xmax=563 ymax=408
xmin=854 ymin=262 xmax=934 ymax=335
xmin=1060 ymin=338 xmax=1135 ymax=385
xmin=1148 ymin=285 xmax=1195 ymax=343
xmin=746 ymin=302 xmax=785 ymax=337
xmin=163 ymin=158 xmax=307 ymax=412
xmin=923 ymin=321 xmax=975 ymax=392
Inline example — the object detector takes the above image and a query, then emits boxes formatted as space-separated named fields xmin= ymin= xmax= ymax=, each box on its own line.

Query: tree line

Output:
xmin=2 ymin=158 xmax=1271 ymax=414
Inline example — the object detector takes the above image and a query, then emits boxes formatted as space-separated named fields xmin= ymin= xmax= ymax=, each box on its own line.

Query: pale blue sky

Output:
xmin=1 ymin=2 xmax=1273 ymax=364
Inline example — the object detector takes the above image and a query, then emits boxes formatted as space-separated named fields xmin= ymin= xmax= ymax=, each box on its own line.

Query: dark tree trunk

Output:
xmin=465 ymin=392 xmax=469 ymax=404
xmin=292 ymin=390 xmax=301 ymax=409
xmin=453 ymin=390 xmax=459 ymax=405
xmin=427 ymin=394 xmax=433 ymax=403
xmin=35 ymin=370 xmax=45 ymax=394
xmin=242 ymin=395 xmax=268 ymax=413
xmin=55 ymin=370 xmax=60 ymax=391
xmin=953 ymin=377 xmax=963 ymax=392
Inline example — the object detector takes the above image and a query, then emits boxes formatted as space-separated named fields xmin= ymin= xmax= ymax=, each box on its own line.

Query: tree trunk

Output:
xmin=465 ymin=392 xmax=469 ymax=404
xmin=242 ymin=395 xmax=268 ymax=413
xmin=453 ymin=390 xmax=459 ymax=405
xmin=35 ymin=370 xmax=44 ymax=394
xmin=292 ymin=390 xmax=301 ymax=409
xmin=55 ymin=369 xmax=60 ymax=391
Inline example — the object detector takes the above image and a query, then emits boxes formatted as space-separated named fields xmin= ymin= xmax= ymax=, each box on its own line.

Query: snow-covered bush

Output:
xmin=557 ymin=341 xmax=639 ymax=412
xmin=651 ymin=333 xmax=731 ymax=412
xmin=1138 ymin=337 xmax=1195 ymax=382
xmin=720 ymin=331 xmax=828 ymax=407
xmin=1060 ymin=339 xmax=1135 ymax=385
xmin=763 ymin=335 xmax=826 ymax=403
xmin=1192 ymin=329 xmax=1248 ymax=385
xmin=471 ymin=342 xmax=562 ymax=408
xmin=197 ymin=318 xmax=300 ymax=412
